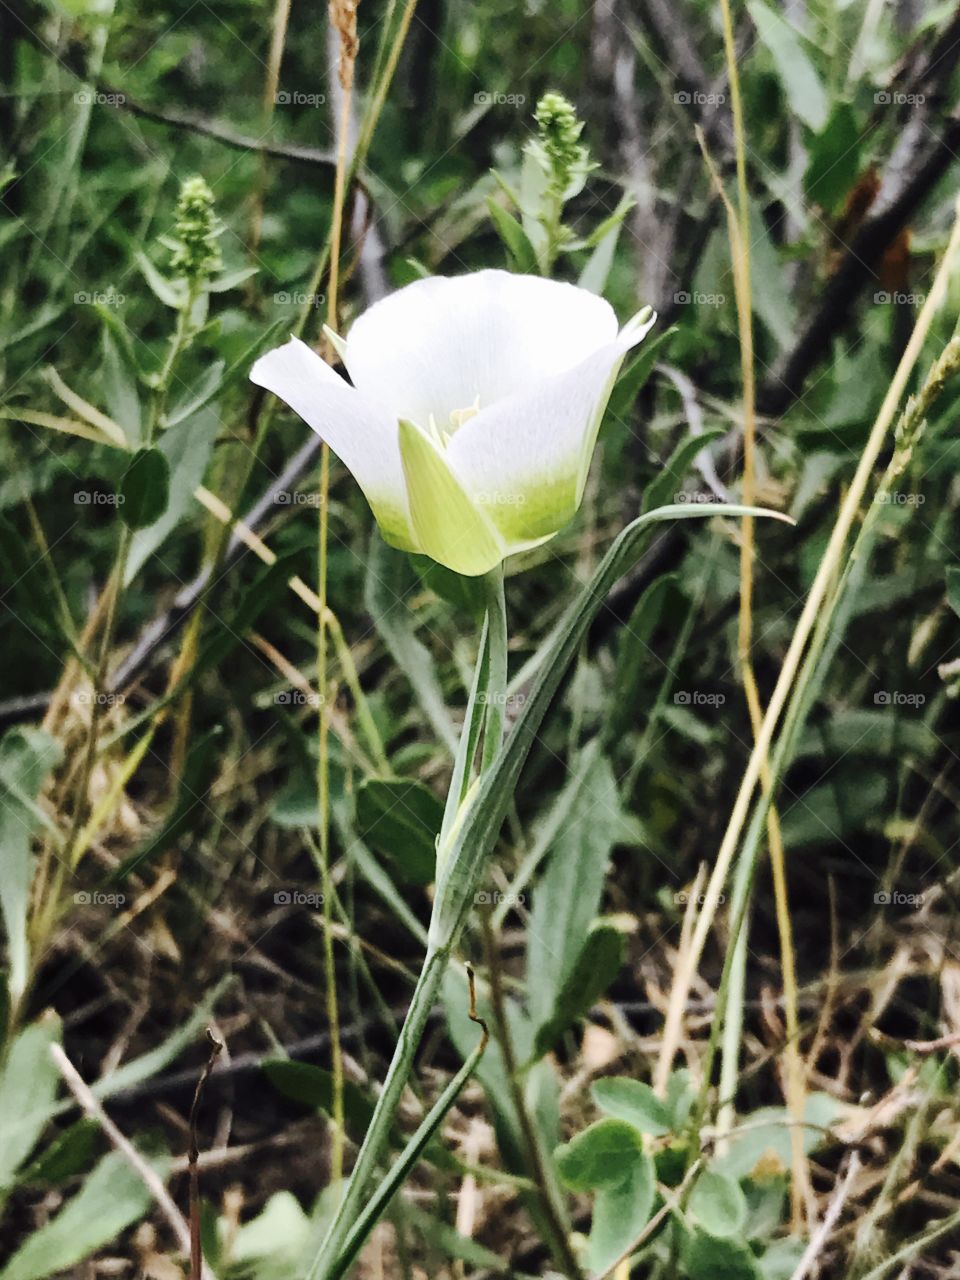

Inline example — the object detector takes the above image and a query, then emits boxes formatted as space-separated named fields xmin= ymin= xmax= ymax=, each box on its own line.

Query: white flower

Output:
xmin=250 ymin=269 xmax=655 ymax=576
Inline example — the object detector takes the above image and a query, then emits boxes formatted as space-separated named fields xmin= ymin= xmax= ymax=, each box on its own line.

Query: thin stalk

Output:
xmin=697 ymin=10 xmax=807 ymax=1213
xmin=305 ymin=943 xmax=451 ymax=1280
xmin=480 ymin=566 xmax=507 ymax=771
xmin=325 ymin=966 xmax=489 ymax=1280
xmin=481 ymin=915 xmax=581 ymax=1278
xmin=316 ymin=0 xmax=359 ymax=1193
xmin=654 ymin=200 xmax=960 ymax=1108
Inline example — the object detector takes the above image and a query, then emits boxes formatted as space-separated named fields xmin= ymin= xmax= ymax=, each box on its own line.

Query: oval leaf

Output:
xmin=119 ymin=447 xmax=170 ymax=530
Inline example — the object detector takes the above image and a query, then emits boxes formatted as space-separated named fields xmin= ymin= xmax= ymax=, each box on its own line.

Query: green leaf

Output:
xmin=527 ymin=743 xmax=623 ymax=1027
xmin=680 ymin=1227 xmax=763 ymax=1279
xmin=0 ymin=1151 xmax=156 ymax=1280
xmin=587 ymin=1150 xmax=656 ymax=1273
xmin=118 ymin=447 xmax=170 ymax=531
xmin=135 ymin=250 xmax=186 ymax=309
xmin=0 ymin=728 xmax=62 ymax=1001
xmin=100 ymin=329 xmax=141 ymax=448
xmin=592 ymin=1077 xmax=672 ymax=1136
xmin=946 ymin=565 xmax=960 ymax=619
xmin=92 ymin=975 xmax=234 ymax=1100
xmin=429 ymin=503 xmax=792 ymax=951
xmin=165 ymin=359 xmax=225 ymax=428
xmin=365 ymin=535 xmax=457 ymax=755
xmin=643 ymin=428 xmax=725 ymax=512
xmin=0 ymin=1015 xmax=62 ymax=1189
xmin=125 ymin=408 xmax=219 ymax=583
xmin=746 ymin=0 xmax=828 ymax=130
xmin=356 ymin=777 xmax=443 ymax=886
xmin=610 ymin=573 xmax=679 ymax=741
xmin=554 ymin=1118 xmax=644 ymax=1192
xmin=228 ymin=1191 xmax=311 ymax=1280
xmin=688 ymin=1169 xmax=749 ymax=1238
xmin=804 ymin=102 xmax=861 ymax=212
xmin=714 ymin=1093 xmax=841 ymax=1181
xmin=262 ymin=1060 xmax=378 ymax=1141
xmin=206 ymin=265 xmax=258 ymax=293
xmin=17 ymin=1119 xmax=99 ymax=1186
xmin=577 ymin=195 xmax=634 ymax=295
xmin=487 ymin=198 xmax=539 ymax=273
xmin=607 ymin=326 xmax=676 ymax=419
xmin=533 ymin=923 xmax=624 ymax=1059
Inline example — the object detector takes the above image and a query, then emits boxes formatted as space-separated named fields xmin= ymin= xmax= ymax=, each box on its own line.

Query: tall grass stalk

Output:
xmin=656 ymin=199 xmax=960 ymax=1129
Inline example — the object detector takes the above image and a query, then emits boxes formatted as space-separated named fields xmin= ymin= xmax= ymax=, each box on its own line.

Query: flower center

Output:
xmin=426 ymin=396 xmax=480 ymax=448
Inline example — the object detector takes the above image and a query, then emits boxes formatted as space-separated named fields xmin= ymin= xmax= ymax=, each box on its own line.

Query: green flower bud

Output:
xmin=533 ymin=91 xmax=588 ymax=194
xmin=169 ymin=176 xmax=223 ymax=284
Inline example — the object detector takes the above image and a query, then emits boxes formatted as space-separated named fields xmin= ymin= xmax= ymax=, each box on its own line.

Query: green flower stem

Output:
xmin=308 ymin=503 xmax=780 ymax=1279
xmin=306 ymin=941 xmax=450 ymax=1280
xmin=480 ymin=565 xmax=507 ymax=771
xmin=309 ymin=569 xmax=509 ymax=1279
xmin=325 ymin=973 xmax=489 ymax=1280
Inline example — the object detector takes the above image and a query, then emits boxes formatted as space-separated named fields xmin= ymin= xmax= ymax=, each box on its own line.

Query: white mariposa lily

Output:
xmin=250 ymin=269 xmax=655 ymax=576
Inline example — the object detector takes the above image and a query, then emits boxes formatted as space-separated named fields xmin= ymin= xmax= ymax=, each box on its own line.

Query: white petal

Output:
xmin=250 ymin=337 xmax=417 ymax=550
xmin=445 ymin=310 xmax=656 ymax=546
xmin=342 ymin=270 xmax=619 ymax=429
